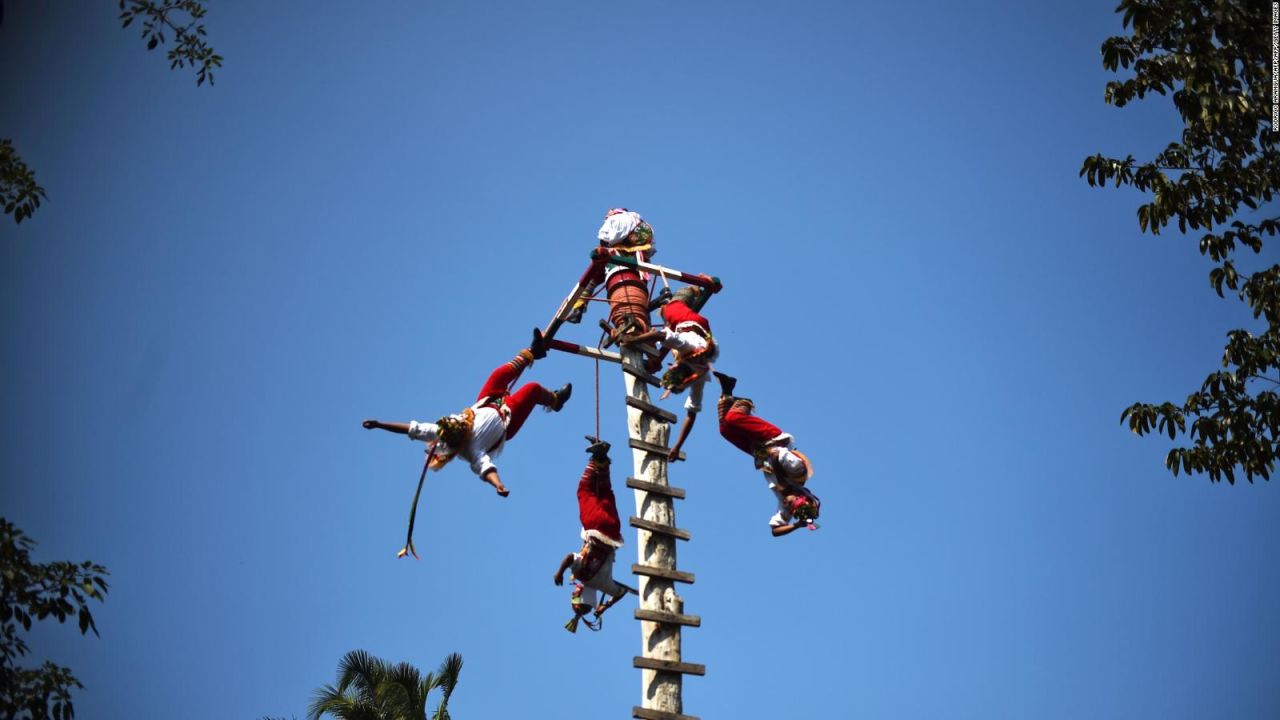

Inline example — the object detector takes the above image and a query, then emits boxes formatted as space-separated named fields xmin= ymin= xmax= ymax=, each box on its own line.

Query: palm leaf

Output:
xmin=430 ymin=654 xmax=463 ymax=720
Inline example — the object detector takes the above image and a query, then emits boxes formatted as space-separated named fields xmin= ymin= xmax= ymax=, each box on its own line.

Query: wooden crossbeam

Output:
xmin=633 ymin=657 xmax=706 ymax=676
xmin=630 ymin=517 xmax=691 ymax=541
xmin=635 ymin=609 xmax=701 ymax=627
xmin=625 ymin=396 xmax=677 ymax=424
xmin=632 ymin=564 xmax=695 ymax=584
xmin=601 ymin=253 xmax=722 ymax=293
xmin=548 ymin=339 xmax=623 ymax=364
xmin=629 ymin=438 xmax=685 ymax=461
xmin=633 ymin=707 xmax=700 ymax=720
xmin=626 ymin=477 xmax=686 ymax=499
xmin=622 ymin=363 xmax=662 ymax=387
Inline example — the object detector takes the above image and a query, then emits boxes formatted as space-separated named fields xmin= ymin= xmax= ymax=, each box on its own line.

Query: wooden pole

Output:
xmin=621 ymin=346 xmax=691 ymax=719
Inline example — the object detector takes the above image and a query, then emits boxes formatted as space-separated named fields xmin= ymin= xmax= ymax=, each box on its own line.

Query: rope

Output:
xmin=594 ymin=330 xmax=605 ymax=441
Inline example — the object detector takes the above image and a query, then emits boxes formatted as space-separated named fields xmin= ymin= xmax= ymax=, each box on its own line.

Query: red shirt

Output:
xmin=661 ymin=300 xmax=710 ymax=333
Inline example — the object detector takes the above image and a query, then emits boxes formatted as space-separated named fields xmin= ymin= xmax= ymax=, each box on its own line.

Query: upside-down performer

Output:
xmin=563 ymin=208 xmax=656 ymax=329
xmin=714 ymin=372 xmax=821 ymax=537
xmin=362 ymin=331 xmax=571 ymax=498
xmin=621 ymin=285 xmax=718 ymax=461
xmin=554 ymin=437 xmax=636 ymax=632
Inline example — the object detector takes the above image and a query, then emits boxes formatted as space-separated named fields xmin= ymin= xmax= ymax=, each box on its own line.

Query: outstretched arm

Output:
xmin=668 ymin=411 xmax=696 ymax=462
xmin=553 ymin=553 xmax=575 ymax=585
xmin=771 ymin=522 xmax=805 ymax=537
xmin=363 ymin=419 xmax=411 ymax=434
xmin=481 ymin=468 xmax=510 ymax=497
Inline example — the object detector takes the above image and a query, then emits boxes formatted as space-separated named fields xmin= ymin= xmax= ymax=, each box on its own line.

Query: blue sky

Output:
xmin=2 ymin=1 xmax=1278 ymax=718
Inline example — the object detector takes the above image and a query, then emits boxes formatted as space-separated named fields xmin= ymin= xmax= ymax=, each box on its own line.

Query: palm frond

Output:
xmin=376 ymin=662 xmax=425 ymax=720
xmin=430 ymin=654 xmax=463 ymax=720
xmin=308 ymin=686 xmax=383 ymax=720
xmin=336 ymin=649 xmax=388 ymax=704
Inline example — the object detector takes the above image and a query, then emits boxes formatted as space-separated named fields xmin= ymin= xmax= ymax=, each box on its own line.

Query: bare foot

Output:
xmin=496 ymin=486 xmax=510 ymax=497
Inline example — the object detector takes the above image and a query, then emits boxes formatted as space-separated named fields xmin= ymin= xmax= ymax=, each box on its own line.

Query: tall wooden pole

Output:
xmin=622 ymin=348 xmax=703 ymax=720
xmin=544 ymin=257 xmax=707 ymax=720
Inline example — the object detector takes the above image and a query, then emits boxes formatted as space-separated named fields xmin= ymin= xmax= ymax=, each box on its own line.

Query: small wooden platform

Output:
xmin=625 ymin=396 xmax=678 ymax=424
xmin=626 ymin=477 xmax=686 ymax=499
xmin=633 ymin=657 xmax=706 ymax=676
xmin=630 ymin=516 xmax=691 ymax=541
xmin=632 ymin=564 xmax=695 ymax=584
xmin=629 ymin=439 xmax=686 ymax=462
xmin=635 ymin=609 xmax=701 ymax=627
xmin=633 ymin=707 xmax=700 ymax=720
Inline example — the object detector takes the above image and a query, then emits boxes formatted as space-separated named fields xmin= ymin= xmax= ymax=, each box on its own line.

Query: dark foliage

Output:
xmin=0 ymin=519 xmax=109 ymax=720
xmin=1082 ymin=0 xmax=1280 ymax=483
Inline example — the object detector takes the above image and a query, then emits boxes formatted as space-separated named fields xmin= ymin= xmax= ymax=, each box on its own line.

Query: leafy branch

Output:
xmin=119 ymin=0 xmax=223 ymax=86
xmin=1086 ymin=0 xmax=1280 ymax=484
xmin=0 ymin=518 xmax=110 ymax=720
xmin=1 ymin=139 xmax=46 ymax=225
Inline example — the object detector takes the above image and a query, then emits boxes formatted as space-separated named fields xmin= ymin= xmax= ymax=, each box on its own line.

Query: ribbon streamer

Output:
xmin=397 ymin=445 xmax=436 ymax=560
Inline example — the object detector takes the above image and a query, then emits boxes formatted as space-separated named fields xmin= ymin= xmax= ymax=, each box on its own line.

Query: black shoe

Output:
xmin=584 ymin=435 xmax=611 ymax=461
xmin=530 ymin=328 xmax=548 ymax=360
xmin=648 ymin=288 xmax=673 ymax=311
xmin=565 ymin=305 xmax=585 ymax=324
xmin=713 ymin=371 xmax=737 ymax=396
xmin=549 ymin=383 xmax=572 ymax=411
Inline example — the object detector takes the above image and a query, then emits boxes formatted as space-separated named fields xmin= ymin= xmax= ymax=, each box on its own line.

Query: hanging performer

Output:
xmin=362 ymin=331 xmax=572 ymax=497
xmin=713 ymin=372 xmax=821 ymax=537
xmin=620 ymin=285 xmax=718 ymax=462
xmin=553 ymin=437 xmax=636 ymax=632
xmin=560 ymin=208 xmax=655 ymax=332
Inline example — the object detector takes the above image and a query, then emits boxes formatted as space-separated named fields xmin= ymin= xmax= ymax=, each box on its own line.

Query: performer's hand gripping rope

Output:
xmin=397 ymin=444 xmax=436 ymax=560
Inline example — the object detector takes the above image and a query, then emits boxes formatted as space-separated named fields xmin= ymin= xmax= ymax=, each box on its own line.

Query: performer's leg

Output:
xmin=578 ymin=439 xmax=620 ymax=541
xmin=476 ymin=349 xmax=535 ymax=402
xmin=720 ymin=409 xmax=759 ymax=456
xmin=504 ymin=381 xmax=572 ymax=439
xmin=580 ymin=437 xmax=612 ymax=496
xmin=566 ymin=254 xmax=610 ymax=324
xmin=713 ymin=371 xmax=737 ymax=397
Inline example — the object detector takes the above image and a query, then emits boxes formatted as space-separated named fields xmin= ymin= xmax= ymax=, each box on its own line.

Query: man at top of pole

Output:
xmin=562 ymin=208 xmax=655 ymax=329
xmin=362 ymin=331 xmax=571 ymax=497
xmin=620 ymin=284 xmax=718 ymax=462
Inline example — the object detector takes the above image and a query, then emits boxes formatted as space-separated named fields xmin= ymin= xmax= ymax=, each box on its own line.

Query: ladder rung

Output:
xmin=629 ymin=439 xmax=686 ymax=462
xmin=630 ymin=517 xmax=691 ymax=541
xmin=622 ymin=363 xmax=662 ymax=387
xmin=626 ymin=477 xmax=686 ymax=499
xmin=625 ymin=396 xmax=678 ymax=424
xmin=633 ymin=707 xmax=700 ymax=720
xmin=635 ymin=609 xmax=701 ymax=627
xmin=633 ymin=657 xmax=706 ymax=676
xmin=632 ymin=564 xmax=695 ymax=584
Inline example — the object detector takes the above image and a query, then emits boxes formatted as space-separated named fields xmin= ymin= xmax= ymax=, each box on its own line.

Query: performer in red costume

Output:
xmin=714 ymin=372 xmax=820 ymax=537
xmin=362 ymin=331 xmax=571 ymax=497
xmin=554 ymin=437 xmax=635 ymax=632
xmin=622 ymin=285 xmax=719 ymax=461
